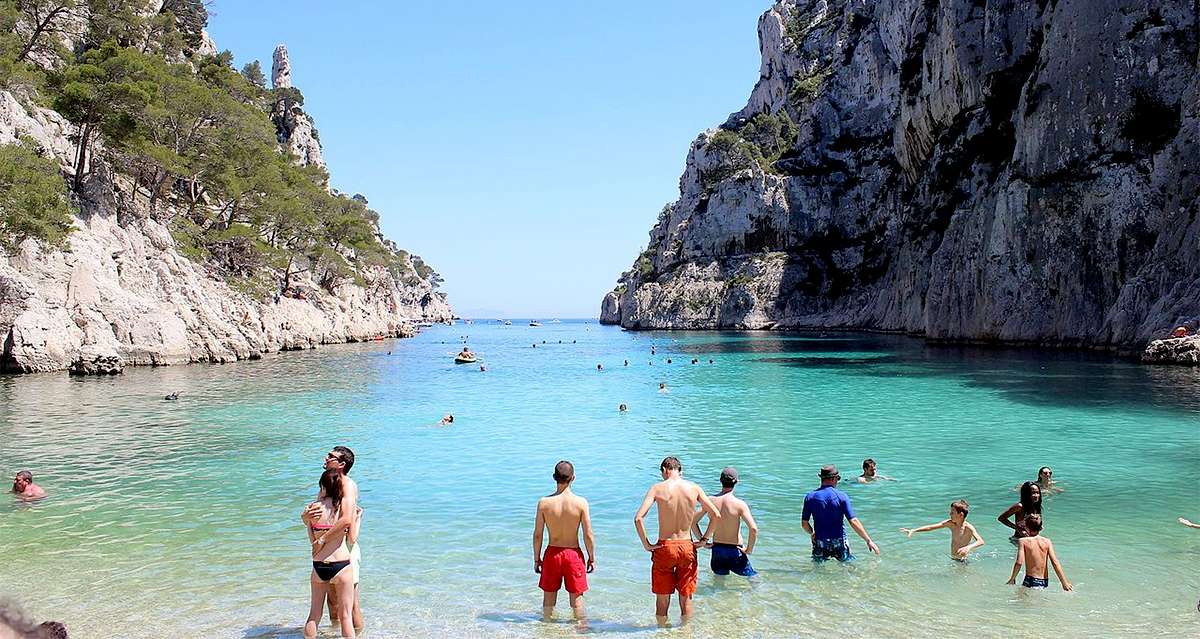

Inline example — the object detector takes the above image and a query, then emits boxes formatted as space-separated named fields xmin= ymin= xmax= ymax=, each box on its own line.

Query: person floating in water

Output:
xmin=619 ymin=404 xmax=628 ymax=412
xmin=856 ymin=458 xmax=896 ymax=483
xmin=899 ymin=500 xmax=984 ymax=560
xmin=1032 ymin=466 xmax=1063 ymax=494
xmin=802 ymin=465 xmax=880 ymax=561
xmin=164 ymin=391 xmax=179 ymax=401
xmin=480 ymin=365 xmax=487 ymax=372
xmin=533 ymin=461 xmax=595 ymax=620
xmin=439 ymin=415 xmax=455 ymax=426
xmin=1179 ymin=517 xmax=1200 ymax=529
xmin=597 ymin=364 xmax=603 ymax=371
xmin=692 ymin=467 xmax=758 ymax=580
xmin=624 ymin=360 xmax=629 ymax=367
xmin=658 ymin=382 xmax=667 ymax=393
xmin=999 ymin=482 xmax=1042 ymax=543
xmin=1006 ymin=514 xmax=1072 ymax=590
xmin=634 ymin=457 xmax=720 ymax=624
xmin=666 ymin=359 xmax=672 ymax=364
xmin=11 ymin=470 xmax=46 ymax=500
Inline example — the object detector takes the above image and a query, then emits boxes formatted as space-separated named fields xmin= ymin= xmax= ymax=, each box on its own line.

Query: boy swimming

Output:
xmin=899 ymin=499 xmax=984 ymax=560
xmin=1006 ymin=514 xmax=1072 ymax=590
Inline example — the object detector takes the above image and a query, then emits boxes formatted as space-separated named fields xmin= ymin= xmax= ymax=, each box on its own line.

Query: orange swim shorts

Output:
xmin=651 ymin=539 xmax=698 ymax=596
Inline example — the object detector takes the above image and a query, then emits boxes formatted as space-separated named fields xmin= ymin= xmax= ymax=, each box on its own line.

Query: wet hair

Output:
xmin=1038 ymin=466 xmax=1052 ymax=476
xmin=862 ymin=458 xmax=876 ymax=470
xmin=1019 ymin=482 xmax=1042 ymax=515
xmin=332 ymin=446 xmax=355 ymax=473
xmin=660 ymin=456 xmax=682 ymax=472
xmin=320 ymin=468 xmax=345 ymax=511
xmin=720 ymin=474 xmax=737 ymax=489
xmin=12 ymin=470 xmax=32 ymax=493
xmin=39 ymin=621 xmax=69 ymax=639
xmin=1024 ymin=513 xmax=1043 ymax=534
xmin=553 ymin=460 xmax=575 ymax=483
xmin=950 ymin=499 xmax=969 ymax=517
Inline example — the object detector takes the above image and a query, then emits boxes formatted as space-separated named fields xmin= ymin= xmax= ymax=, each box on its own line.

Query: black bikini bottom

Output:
xmin=312 ymin=560 xmax=351 ymax=582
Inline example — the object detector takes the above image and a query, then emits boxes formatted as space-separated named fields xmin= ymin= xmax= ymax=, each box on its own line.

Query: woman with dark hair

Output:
xmin=302 ymin=468 xmax=356 ymax=638
xmin=998 ymin=481 xmax=1043 ymax=544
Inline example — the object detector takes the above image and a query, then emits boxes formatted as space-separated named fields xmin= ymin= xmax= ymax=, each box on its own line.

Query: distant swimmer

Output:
xmin=658 ymin=383 xmax=667 ymax=393
xmin=597 ymin=364 xmax=603 ymax=371
xmin=11 ymin=471 xmax=46 ymax=501
xmin=802 ymin=465 xmax=880 ymax=561
xmin=1006 ymin=514 xmax=1072 ymax=590
xmin=624 ymin=360 xmax=629 ymax=367
xmin=164 ymin=392 xmax=179 ymax=401
xmin=533 ymin=461 xmax=595 ymax=620
xmin=480 ymin=365 xmax=487 ymax=372
xmin=651 ymin=347 xmax=656 ymax=355
xmin=899 ymin=500 xmax=984 ymax=560
xmin=619 ymin=404 xmax=628 ymax=412
xmin=691 ymin=359 xmax=698 ymax=365
xmin=857 ymin=458 xmax=896 ymax=483
xmin=1032 ymin=466 xmax=1063 ymax=494
xmin=692 ymin=467 xmax=758 ymax=580
xmin=634 ymin=457 xmax=720 ymax=623
xmin=708 ymin=359 xmax=713 ymax=364
xmin=666 ymin=359 xmax=672 ymax=364
xmin=439 ymin=415 xmax=455 ymax=426
xmin=532 ymin=344 xmax=537 ymax=348
xmin=1179 ymin=517 xmax=1200 ymax=529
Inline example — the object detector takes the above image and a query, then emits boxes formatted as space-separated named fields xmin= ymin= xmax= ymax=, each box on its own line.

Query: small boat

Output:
xmin=529 ymin=321 xmax=542 ymax=327
xmin=503 ymin=320 xmax=512 ymax=325
xmin=454 ymin=354 xmax=477 ymax=364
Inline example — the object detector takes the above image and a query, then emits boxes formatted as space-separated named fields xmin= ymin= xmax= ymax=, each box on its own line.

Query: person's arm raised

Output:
xmin=899 ymin=519 xmax=948 ymax=538
xmin=533 ymin=501 xmax=545 ymax=573
xmin=1048 ymin=541 xmax=1072 ymax=591
xmin=634 ymin=488 xmax=661 ymax=552
xmin=581 ymin=499 xmax=596 ymax=573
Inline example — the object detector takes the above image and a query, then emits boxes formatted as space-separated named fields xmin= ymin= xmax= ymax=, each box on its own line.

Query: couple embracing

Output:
xmin=299 ymin=446 xmax=364 ymax=638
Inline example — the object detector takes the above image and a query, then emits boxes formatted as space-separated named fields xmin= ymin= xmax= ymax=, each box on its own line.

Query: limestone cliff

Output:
xmin=0 ymin=25 xmax=449 ymax=374
xmin=603 ymin=0 xmax=1199 ymax=363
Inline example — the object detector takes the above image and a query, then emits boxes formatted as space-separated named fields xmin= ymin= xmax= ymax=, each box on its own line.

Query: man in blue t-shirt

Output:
xmin=801 ymin=465 xmax=880 ymax=561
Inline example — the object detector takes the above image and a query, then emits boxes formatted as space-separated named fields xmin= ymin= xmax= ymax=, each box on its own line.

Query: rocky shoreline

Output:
xmin=601 ymin=0 xmax=1199 ymax=366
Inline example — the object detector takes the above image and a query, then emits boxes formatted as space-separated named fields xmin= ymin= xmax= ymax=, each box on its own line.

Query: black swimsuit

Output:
xmin=312 ymin=559 xmax=351 ymax=582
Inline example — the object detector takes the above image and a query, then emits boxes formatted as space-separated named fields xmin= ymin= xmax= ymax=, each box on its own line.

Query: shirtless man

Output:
xmin=302 ymin=446 xmax=362 ymax=633
xmin=634 ymin=456 xmax=721 ymax=622
xmin=1006 ymin=514 xmax=1072 ymax=590
xmin=691 ymin=467 xmax=758 ymax=579
xmin=856 ymin=458 xmax=896 ymax=483
xmin=532 ymin=460 xmax=595 ymax=619
xmin=11 ymin=471 xmax=46 ymax=500
xmin=899 ymin=499 xmax=985 ymax=560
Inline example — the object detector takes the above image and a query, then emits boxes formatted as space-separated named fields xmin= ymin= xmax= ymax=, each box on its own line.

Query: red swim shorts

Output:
xmin=651 ymin=539 xmax=697 ymax=596
xmin=539 ymin=546 xmax=588 ymax=594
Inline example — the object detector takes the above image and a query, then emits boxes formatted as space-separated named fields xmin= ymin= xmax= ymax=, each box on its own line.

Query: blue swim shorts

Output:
xmin=811 ymin=536 xmax=854 ymax=562
xmin=710 ymin=543 xmax=757 ymax=577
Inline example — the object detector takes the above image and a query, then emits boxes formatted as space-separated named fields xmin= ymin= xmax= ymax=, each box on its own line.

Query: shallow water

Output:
xmin=1 ymin=322 xmax=1198 ymax=638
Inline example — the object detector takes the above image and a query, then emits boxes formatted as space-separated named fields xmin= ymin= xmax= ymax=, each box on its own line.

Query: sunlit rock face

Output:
xmin=603 ymin=0 xmax=1199 ymax=358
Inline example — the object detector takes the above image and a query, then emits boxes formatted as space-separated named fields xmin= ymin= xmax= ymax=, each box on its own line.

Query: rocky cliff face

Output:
xmin=270 ymin=45 xmax=324 ymax=169
xmin=603 ymin=0 xmax=1199 ymax=362
xmin=0 ymin=33 xmax=449 ymax=374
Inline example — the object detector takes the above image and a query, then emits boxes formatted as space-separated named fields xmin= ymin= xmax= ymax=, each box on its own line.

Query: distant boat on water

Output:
xmin=503 ymin=320 xmax=512 ymax=325
xmin=529 ymin=321 xmax=542 ymax=327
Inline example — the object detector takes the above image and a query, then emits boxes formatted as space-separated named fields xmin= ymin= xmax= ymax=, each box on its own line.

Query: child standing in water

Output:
xmin=899 ymin=499 xmax=985 ymax=560
xmin=1006 ymin=514 xmax=1072 ymax=591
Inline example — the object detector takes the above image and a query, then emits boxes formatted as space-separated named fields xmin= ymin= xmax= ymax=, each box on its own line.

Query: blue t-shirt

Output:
xmin=802 ymin=485 xmax=856 ymax=541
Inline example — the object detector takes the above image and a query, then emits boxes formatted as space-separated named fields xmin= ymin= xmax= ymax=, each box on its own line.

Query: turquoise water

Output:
xmin=1 ymin=321 xmax=1198 ymax=638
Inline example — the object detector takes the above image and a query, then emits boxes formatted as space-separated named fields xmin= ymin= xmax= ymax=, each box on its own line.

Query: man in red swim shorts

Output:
xmin=533 ymin=461 xmax=595 ymax=619
xmin=634 ymin=456 xmax=721 ymax=623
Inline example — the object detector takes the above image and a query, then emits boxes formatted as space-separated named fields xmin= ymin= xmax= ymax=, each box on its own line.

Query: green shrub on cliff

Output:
xmin=0 ymin=140 xmax=74 ymax=252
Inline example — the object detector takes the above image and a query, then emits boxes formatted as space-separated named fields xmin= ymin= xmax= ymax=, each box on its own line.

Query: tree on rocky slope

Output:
xmin=0 ymin=139 xmax=74 ymax=251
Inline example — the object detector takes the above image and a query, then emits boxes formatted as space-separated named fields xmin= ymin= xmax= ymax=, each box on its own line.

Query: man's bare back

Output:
xmin=649 ymin=478 xmax=708 ymax=542
xmin=1017 ymin=535 xmax=1052 ymax=579
xmin=537 ymin=491 xmax=589 ymax=548
xmin=707 ymin=492 xmax=751 ymax=546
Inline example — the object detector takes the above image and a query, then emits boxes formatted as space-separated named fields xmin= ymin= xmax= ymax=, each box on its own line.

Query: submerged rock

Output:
xmin=603 ymin=0 xmax=1200 ymax=358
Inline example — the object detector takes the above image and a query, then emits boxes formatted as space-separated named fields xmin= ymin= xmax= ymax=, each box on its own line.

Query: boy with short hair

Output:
xmin=899 ymin=499 xmax=985 ymax=560
xmin=1006 ymin=514 xmax=1072 ymax=590
xmin=533 ymin=460 xmax=595 ymax=619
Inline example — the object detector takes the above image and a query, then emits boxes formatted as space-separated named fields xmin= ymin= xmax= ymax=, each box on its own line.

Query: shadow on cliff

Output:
xmin=696 ymin=332 xmax=1200 ymax=414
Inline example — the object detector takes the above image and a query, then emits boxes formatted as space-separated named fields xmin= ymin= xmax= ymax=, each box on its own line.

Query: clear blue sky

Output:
xmin=207 ymin=1 xmax=769 ymax=318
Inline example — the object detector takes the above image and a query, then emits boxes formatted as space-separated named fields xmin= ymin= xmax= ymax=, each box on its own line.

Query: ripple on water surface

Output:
xmin=1 ymin=324 xmax=1198 ymax=638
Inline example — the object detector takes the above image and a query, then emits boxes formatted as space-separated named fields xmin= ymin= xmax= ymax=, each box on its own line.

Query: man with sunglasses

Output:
xmin=802 ymin=465 xmax=879 ymax=561
xmin=302 ymin=446 xmax=363 ymax=633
